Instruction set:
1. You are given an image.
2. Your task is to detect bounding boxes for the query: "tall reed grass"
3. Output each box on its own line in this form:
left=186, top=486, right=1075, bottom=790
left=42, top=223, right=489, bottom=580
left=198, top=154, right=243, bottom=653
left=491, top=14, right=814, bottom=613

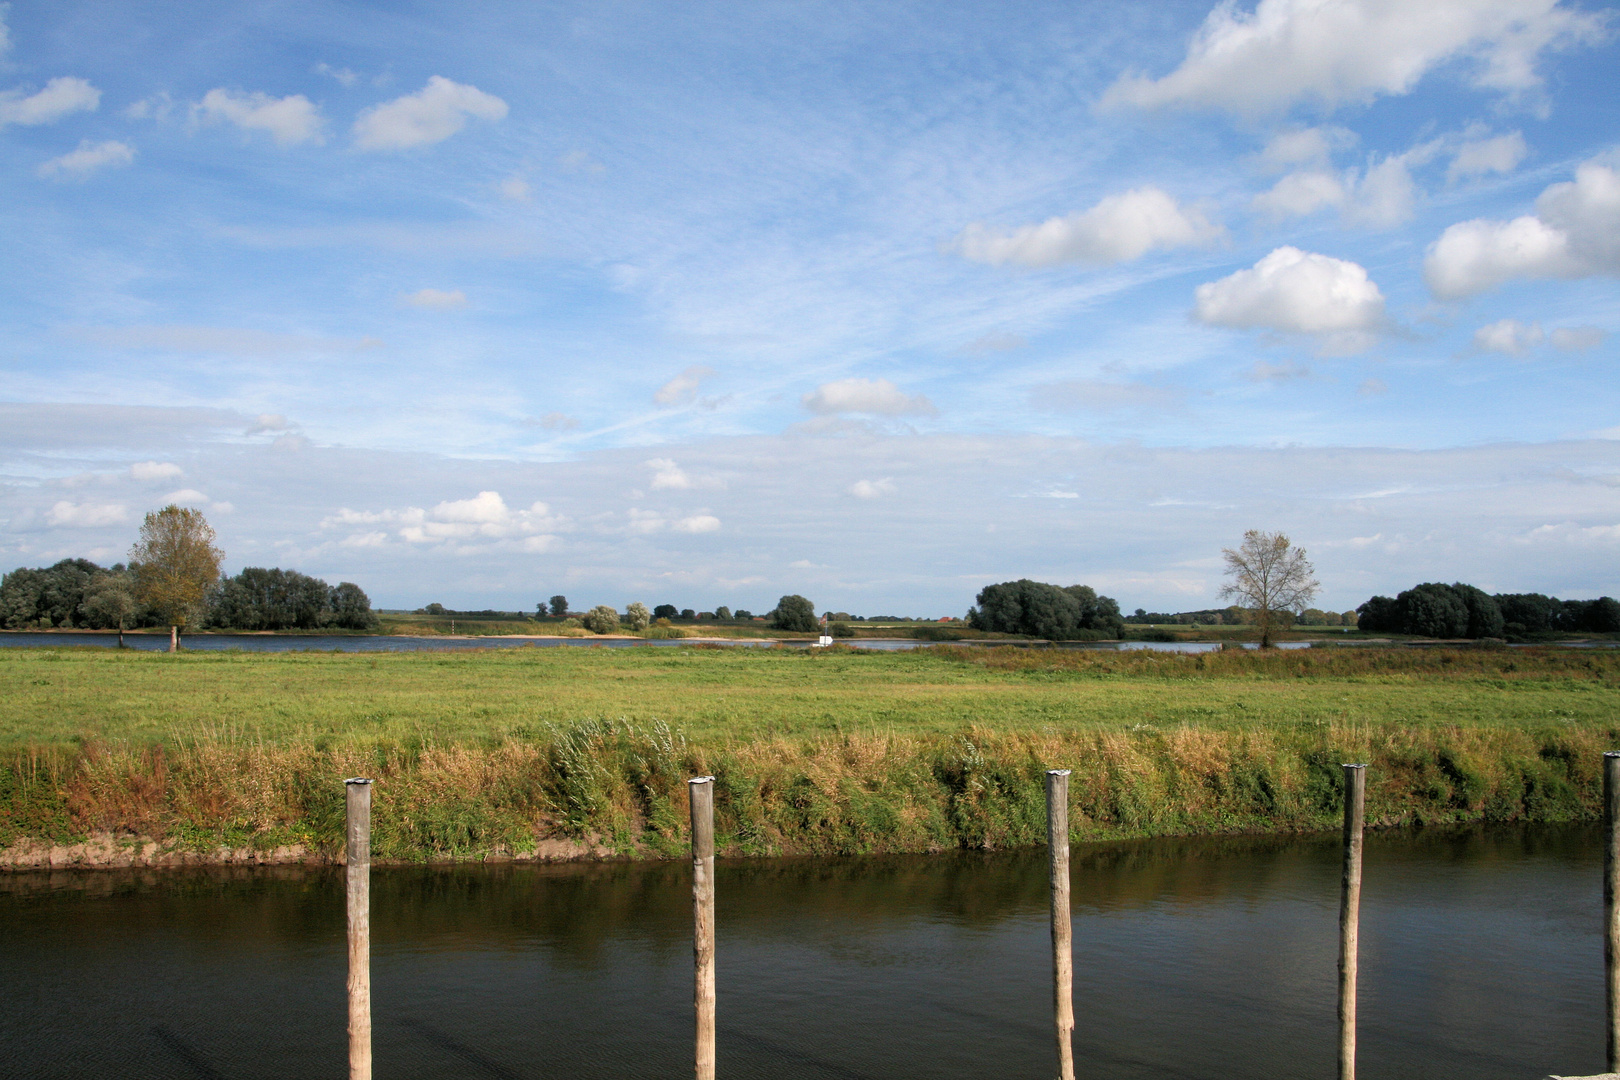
left=4, top=715, right=1612, bottom=863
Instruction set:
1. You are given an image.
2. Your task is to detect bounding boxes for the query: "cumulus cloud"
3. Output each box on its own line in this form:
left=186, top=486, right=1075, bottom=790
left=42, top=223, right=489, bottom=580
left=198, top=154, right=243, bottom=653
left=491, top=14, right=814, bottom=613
left=313, top=63, right=359, bottom=88
left=1252, top=170, right=1348, bottom=218
left=36, top=139, right=134, bottom=180
left=45, top=500, right=128, bottom=527
left=802, top=378, right=937, bottom=416
left=654, top=365, right=717, bottom=407
left=1102, top=0, right=1609, bottom=115
left=1254, top=147, right=1424, bottom=229
left=404, top=287, right=467, bottom=310
left=193, top=89, right=325, bottom=146
left=672, top=514, right=721, bottom=534
left=246, top=414, right=290, bottom=435
left=849, top=478, right=897, bottom=499
left=955, top=187, right=1222, bottom=267
left=0, top=6, right=10, bottom=57
left=130, top=461, right=182, bottom=481
left=0, top=76, right=100, bottom=127
left=324, top=490, right=560, bottom=547
left=1424, top=158, right=1619, bottom=299
left=124, top=92, right=174, bottom=121
left=1473, top=318, right=1544, bottom=354
left=1194, top=247, right=1385, bottom=348
left=1449, top=131, right=1528, bottom=181
left=646, top=458, right=693, bottom=490
left=352, top=76, right=507, bottom=150
left=1258, top=126, right=1357, bottom=170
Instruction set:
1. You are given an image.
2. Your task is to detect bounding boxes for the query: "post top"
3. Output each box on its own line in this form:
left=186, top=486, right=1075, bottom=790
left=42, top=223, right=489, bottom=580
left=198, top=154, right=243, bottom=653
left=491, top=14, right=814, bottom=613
left=1341, top=762, right=1368, bottom=769
left=1047, top=768, right=1072, bottom=776
left=344, top=777, right=374, bottom=785
left=1606, top=752, right=1620, bottom=759
left=688, top=775, right=715, bottom=785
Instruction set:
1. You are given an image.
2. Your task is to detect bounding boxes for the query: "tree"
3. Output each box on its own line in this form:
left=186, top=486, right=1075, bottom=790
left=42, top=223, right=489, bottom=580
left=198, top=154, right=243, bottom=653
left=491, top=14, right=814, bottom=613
left=680, top=608, right=696, bottom=621
left=653, top=604, right=679, bottom=620
left=770, top=594, right=817, bottom=632
left=549, top=595, right=569, bottom=618
left=129, top=505, right=223, bottom=651
left=968, top=580, right=1123, bottom=639
left=624, top=602, right=651, bottom=631
left=535, top=600, right=549, bottom=617
left=1219, top=530, right=1318, bottom=648
left=1451, top=583, right=1504, bottom=639
left=328, top=583, right=378, bottom=630
left=583, top=605, right=620, bottom=634
left=1396, top=583, right=1469, bottom=638
left=734, top=609, right=753, bottom=620
left=714, top=605, right=732, bottom=620
left=80, top=566, right=139, bottom=646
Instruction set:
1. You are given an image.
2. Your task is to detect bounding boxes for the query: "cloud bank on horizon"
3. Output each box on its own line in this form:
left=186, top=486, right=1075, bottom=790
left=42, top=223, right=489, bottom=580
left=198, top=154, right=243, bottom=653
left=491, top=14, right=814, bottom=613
left=1, top=0, right=1617, bottom=614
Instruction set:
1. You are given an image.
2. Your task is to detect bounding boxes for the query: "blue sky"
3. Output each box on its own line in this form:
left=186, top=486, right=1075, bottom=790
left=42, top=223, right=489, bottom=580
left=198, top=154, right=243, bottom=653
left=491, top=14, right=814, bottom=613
left=2, top=0, right=1618, bottom=615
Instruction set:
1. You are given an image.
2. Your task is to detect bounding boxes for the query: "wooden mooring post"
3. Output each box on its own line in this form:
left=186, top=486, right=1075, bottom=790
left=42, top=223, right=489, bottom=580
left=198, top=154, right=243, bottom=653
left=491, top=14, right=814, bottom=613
left=690, top=776, right=717, bottom=1080
left=1047, top=769, right=1075, bottom=1080
left=345, top=777, right=373, bottom=1080
left=1338, top=764, right=1367, bottom=1080
left=1606, top=751, right=1620, bottom=1072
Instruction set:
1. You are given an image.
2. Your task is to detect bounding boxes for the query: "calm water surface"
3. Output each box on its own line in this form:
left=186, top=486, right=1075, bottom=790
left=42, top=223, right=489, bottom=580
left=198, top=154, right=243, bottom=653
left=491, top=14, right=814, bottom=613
left=0, top=826, right=1601, bottom=1079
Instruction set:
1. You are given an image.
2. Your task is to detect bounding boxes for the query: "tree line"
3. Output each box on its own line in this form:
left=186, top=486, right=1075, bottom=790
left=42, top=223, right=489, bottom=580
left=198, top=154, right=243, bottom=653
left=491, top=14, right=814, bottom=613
left=1358, top=584, right=1620, bottom=639
left=1, top=557, right=376, bottom=632
left=967, top=580, right=1126, bottom=639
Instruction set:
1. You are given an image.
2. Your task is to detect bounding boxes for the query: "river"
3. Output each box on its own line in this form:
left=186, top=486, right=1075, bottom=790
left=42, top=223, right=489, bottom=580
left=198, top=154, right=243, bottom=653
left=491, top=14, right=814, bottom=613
left=0, top=825, right=1601, bottom=1078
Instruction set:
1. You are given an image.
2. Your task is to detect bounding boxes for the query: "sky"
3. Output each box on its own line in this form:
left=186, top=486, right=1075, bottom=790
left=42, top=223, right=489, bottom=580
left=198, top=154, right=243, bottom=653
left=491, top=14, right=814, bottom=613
left=2, top=0, right=1618, bottom=616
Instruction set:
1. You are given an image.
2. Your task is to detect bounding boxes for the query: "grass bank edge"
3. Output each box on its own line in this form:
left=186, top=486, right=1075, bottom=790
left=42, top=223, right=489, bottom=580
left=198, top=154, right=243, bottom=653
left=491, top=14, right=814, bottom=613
left=4, top=716, right=1613, bottom=866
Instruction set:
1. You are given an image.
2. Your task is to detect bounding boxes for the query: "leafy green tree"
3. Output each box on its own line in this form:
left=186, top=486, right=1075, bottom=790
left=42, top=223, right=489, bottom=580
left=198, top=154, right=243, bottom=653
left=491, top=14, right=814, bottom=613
left=327, top=582, right=377, bottom=630
left=654, top=604, right=679, bottom=620
left=734, top=609, right=753, bottom=619
left=130, top=505, right=223, bottom=651
left=1220, top=530, right=1319, bottom=648
left=714, top=605, right=732, bottom=620
left=1587, top=597, right=1620, bottom=633
left=968, top=580, right=1123, bottom=639
left=1397, top=583, right=1468, bottom=638
left=770, top=594, right=817, bottom=632
left=535, top=600, right=549, bottom=617
left=680, top=608, right=696, bottom=621
left=1356, top=595, right=1398, bottom=632
left=549, top=595, right=569, bottom=618
left=583, top=605, right=620, bottom=634
left=624, top=602, right=651, bottom=631
left=80, top=566, right=139, bottom=645
left=1450, top=583, right=1504, bottom=638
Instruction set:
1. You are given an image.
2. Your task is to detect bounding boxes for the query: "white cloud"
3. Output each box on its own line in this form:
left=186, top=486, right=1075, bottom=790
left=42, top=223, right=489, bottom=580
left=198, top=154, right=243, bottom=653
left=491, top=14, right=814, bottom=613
left=0, top=76, right=100, bottom=127
left=1551, top=326, right=1607, bottom=351
left=849, top=478, right=897, bottom=499
left=539, top=412, right=578, bottom=432
left=1247, top=359, right=1313, bottom=382
left=246, top=413, right=290, bottom=435
left=129, top=461, right=182, bottom=481
left=45, top=500, right=128, bottom=527
left=325, top=490, right=560, bottom=548
left=36, top=139, right=134, bottom=180
left=313, top=63, right=359, bottom=88
left=1253, top=170, right=1348, bottom=218
left=654, top=365, right=717, bottom=407
left=560, top=149, right=605, bottom=174
left=1425, top=158, right=1620, bottom=299
left=1102, top=0, right=1609, bottom=115
left=802, top=378, right=937, bottom=416
left=646, top=458, right=693, bottom=490
left=124, top=93, right=174, bottom=121
left=672, top=514, right=721, bottom=534
left=1449, top=131, right=1528, bottom=181
left=160, top=488, right=210, bottom=506
left=0, top=5, right=10, bottom=57
left=1473, top=318, right=1544, bottom=354
left=627, top=508, right=666, bottom=534
left=194, top=88, right=325, bottom=146
left=352, top=76, right=507, bottom=150
left=955, top=186, right=1222, bottom=267
left=404, top=287, right=467, bottom=310
left=1194, top=247, right=1385, bottom=347
left=1358, top=378, right=1389, bottom=396
left=1258, top=126, right=1357, bottom=170
left=498, top=176, right=532, bottom=200
left=341, top=531, right=388, bottom=548
left=1255, top=147, right=1424, bottom=228
left=1343, top=155, right=1418, bottom=228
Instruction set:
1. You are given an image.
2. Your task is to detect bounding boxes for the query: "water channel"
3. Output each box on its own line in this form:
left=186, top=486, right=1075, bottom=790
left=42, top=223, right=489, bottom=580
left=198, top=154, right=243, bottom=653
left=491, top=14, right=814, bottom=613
left=0, top=824, right=1602, bottom=1079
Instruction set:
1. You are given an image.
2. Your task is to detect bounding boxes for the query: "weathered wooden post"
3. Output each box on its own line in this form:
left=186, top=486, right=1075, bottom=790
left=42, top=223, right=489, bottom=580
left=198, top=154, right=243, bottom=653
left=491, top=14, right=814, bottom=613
left=345, top=777, right=373, bottom=1080
left=690, top=776, right=716, bottom=1080
left=1605, top=752, right=1620, bottom=1072
left=1339, top=763, right=1367, bottom=1080
left=1047, top=769, right=1075, bottom=1080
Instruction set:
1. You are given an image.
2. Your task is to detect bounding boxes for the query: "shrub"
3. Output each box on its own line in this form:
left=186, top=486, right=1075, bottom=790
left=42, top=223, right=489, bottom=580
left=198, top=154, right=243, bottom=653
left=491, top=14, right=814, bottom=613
left=583, top=606, right=621, bottom=634
left=623, top=602, right=651, bottom=631
left=770, top=595, right=818, bottom=632
left=830, top=622, right=855, bottom=638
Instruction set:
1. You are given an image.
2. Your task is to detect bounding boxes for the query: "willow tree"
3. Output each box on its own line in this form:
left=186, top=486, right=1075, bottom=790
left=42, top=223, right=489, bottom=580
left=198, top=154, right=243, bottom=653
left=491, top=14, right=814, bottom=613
left=1219, top=530, right=1318, bottom=649
left=129, top=505, right=223, bottom=651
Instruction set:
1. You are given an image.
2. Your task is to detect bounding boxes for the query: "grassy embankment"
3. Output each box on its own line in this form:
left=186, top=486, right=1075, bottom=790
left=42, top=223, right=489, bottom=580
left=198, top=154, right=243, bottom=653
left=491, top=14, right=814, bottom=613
left=2, top=644, right=1617, bottom=864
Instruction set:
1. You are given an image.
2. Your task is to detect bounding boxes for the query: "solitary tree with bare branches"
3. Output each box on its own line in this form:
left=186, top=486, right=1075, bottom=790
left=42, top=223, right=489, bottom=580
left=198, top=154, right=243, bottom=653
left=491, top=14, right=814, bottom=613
left=1220, top=530, right=1319, bottom=648
left=130, top=505, right=223, bottom=651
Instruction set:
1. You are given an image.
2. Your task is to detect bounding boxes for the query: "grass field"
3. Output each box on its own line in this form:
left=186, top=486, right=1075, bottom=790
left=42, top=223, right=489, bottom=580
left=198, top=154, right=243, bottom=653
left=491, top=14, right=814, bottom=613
left=2, top=644, right=1617, bottom=862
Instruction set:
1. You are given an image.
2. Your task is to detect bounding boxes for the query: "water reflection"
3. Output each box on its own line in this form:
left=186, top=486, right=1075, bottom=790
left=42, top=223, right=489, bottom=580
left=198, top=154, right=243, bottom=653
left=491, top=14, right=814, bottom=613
left=0, top=826, right=1604, bottom=1079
